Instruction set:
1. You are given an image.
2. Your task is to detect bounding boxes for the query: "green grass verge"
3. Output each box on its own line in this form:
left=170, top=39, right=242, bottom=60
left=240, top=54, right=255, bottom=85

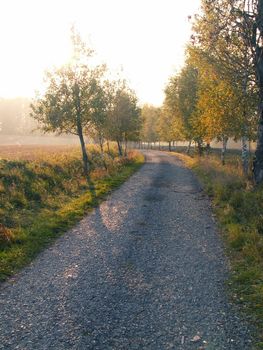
left=0, top=151, right=144, bottom=282
left=170, top=151, right=263, bottom=349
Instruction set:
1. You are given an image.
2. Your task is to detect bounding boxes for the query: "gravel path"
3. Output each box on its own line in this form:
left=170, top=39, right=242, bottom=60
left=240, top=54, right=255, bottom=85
left=0, top=151, right=253, bottom=349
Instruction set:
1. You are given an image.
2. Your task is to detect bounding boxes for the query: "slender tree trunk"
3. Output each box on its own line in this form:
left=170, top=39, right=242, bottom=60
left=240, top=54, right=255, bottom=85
left=98, top=136, right=107, bottom=170
left=241, top=74, right=249, bottom=178
left=253, top=4, right=263, bottom=183
left=221, top=137, right=228, bottom=166
left=197, top=140, right=202, bottom=156
left=168, top=141, right=171, bottom=152
left=254, top=108, right=263, bottom=183
left=186, top=140, right=192, bottom=154
left=124, top=139, right=128, bottom=156
left=107, top=140, right=110, bottom=154
left=241, top=135, right=249, bottom=177
left=159, top=141, right=161, bottom=150
left=117, top=140, right=123, bottom=156
left=99, top=136, right=104, bottom=154
left=74, top=83, right=89, bottom=177
left=77, top=121, right=89, bottom=176
left=206, top=142, right=211, bottom=156
left=74, top=83, right=90, bottom=178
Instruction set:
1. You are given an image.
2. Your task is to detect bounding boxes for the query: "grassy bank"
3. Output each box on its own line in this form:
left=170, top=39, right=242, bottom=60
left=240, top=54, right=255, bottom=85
left=0, top=146, right=144, bottom=281
left=171, top=151, right=263, bottom=348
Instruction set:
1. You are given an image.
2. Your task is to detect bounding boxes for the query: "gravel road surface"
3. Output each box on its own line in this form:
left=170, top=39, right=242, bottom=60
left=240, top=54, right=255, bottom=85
left=0, top=151, right=253, bottom=349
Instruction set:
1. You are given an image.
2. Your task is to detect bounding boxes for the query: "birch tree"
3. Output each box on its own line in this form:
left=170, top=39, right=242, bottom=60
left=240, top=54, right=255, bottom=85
left=141, top=105, right=160, bottom=147
left=106, top=82, right=141, bottom=156
left=191, top=0, right=257, bottom=176
left=189, top=47, right=257, bottom=164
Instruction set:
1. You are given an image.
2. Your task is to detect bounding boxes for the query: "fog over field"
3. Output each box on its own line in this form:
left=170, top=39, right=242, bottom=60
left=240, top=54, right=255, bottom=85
left=0, top=97, right=34, bottom=135
left=0, top=134, right=80, bottom=146
left=0, top=97, right=79, bottom=145
left=0, top=97, right=256, bottom=150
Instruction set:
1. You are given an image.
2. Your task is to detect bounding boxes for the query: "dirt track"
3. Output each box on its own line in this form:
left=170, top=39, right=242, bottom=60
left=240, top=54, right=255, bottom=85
left=0, top=151, right=252, bottom=349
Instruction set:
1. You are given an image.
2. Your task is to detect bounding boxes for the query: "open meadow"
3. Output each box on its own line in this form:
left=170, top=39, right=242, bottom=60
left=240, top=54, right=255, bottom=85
left=0, top=144, right=80, bottom=160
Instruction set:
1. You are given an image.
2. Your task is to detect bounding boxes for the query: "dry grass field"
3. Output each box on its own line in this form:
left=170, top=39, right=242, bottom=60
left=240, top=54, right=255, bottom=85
left=0, top=144, right=80, bottom=161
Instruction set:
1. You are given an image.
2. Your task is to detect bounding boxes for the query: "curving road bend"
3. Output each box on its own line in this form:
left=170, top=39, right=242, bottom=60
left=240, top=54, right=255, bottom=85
left=0, top=151, right=253, bottom=349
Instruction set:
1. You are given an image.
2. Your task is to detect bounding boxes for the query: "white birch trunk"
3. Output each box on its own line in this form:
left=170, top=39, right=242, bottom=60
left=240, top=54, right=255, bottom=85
left=241, top=135, right=249, bottom=177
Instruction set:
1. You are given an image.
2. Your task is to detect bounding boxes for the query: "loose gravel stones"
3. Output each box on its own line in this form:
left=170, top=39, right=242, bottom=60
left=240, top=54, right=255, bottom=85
left=0, top=151, right=253, bottom=349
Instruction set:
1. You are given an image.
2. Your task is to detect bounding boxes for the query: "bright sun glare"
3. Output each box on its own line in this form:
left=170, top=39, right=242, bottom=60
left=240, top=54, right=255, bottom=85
left=0, top=0, right=200, bottom=105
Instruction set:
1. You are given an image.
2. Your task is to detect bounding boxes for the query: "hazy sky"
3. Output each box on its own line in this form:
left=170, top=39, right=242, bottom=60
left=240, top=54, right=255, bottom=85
left=0, top=0, right=201, bottom=106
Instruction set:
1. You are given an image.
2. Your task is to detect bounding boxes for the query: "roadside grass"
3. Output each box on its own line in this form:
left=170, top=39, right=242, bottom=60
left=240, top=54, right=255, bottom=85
left=0, top=146, right=144, bottom=281
left=171, top=150, right=263, bottom=349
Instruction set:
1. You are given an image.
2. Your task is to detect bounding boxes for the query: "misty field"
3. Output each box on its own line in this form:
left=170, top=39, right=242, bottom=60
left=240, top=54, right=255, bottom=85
left=0, top=144, right=144, bottom=280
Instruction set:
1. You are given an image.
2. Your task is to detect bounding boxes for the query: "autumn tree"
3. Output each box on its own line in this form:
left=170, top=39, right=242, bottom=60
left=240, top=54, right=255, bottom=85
left=168, top=62, right=207, bottom=154
left=140, top=104, right=160, bottom=147
left=161, top=63, right=204, bottom=154
left=163, top=77, right=184, bottom=140
left=177, top=63, right=201, bottom=151
left=156, top=110, right=175, bottom=151
left=191, top=0, right=260, bottom=177
left=189, top=46, right=257, bottom=164
left=106, top=82, right=141, bottom=156
left=88, top=80, right=113, bottom=154
left=31, top=29, right=106, bottom=177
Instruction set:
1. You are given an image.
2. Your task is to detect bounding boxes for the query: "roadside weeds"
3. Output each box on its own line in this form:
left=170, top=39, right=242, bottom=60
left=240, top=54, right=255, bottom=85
left=0, top=149, right=144, bottom=282
left=170, top=151, right=263, bottom=349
